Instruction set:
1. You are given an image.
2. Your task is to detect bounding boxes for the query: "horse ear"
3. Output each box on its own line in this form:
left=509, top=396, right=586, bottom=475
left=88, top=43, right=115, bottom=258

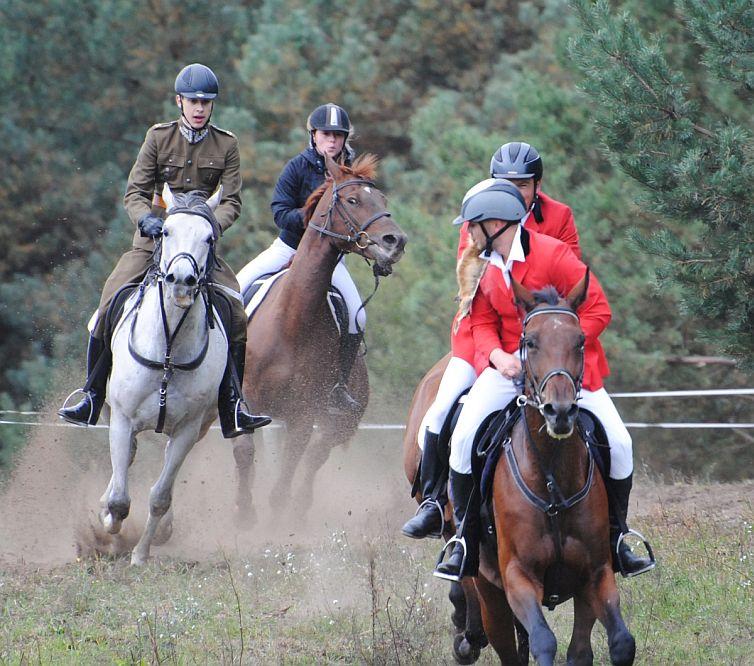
left=566, top=267, right=590, bottom=311
left=323, top=152, right=343, bottom=181
left=162, top=183, right=176, bottom=211
left=511, top=275, right=536, bottom=312
left=206, top=185, right=223, bottom=211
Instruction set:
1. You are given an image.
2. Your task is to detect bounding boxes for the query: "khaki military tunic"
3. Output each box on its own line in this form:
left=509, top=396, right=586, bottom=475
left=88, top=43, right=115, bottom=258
left=96, top=120, right=247, bottom=342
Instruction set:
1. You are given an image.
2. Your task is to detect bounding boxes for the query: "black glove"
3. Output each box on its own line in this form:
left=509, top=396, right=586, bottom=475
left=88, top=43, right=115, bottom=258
left=138, top=213, right=164, bottom=238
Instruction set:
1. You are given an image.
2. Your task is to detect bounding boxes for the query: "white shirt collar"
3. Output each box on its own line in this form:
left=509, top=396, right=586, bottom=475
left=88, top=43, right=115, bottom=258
left=479, top=224, right=525, bottom=287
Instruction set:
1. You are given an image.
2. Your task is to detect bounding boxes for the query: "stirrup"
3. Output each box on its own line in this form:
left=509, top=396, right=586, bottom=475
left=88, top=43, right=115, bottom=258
left=616, top=528, right=656, bottom=578
left=433, top=535, right=467, bottom=582
left=58, top=388, right=95, bottom=427
left=411, top=498, right=445, bottom=539
left=326, top=382, right=361, bottom=415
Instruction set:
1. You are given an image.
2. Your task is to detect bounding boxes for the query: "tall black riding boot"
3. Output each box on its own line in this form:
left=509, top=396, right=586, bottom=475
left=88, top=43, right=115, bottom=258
left=218, top=342, right=272, bottom=438
left=58, top=335, right=110, bottom=426
left=607, top=474, right=655, bottom=576
left=434, top=471, right=480, bottom=581
left=401, top=431, right=448, bottom=539
left=327, top=332, right=364, bottom=414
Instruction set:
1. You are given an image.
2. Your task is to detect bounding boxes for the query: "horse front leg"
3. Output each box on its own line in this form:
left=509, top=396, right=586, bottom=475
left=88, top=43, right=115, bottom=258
left=474, top=574, right=520, bottom=664
left=504, top=562, right=557, bottom=666
left=131, top=423, right=200, bottom=566
left=269, top=420, right=313, bottom=514
left=101, top=411, right=136, bottom=535
left=232, top=433, right=257, bottom=528
left=587, top=565, right=635, bottom=665
left=566, top=592, right=596, bottom=665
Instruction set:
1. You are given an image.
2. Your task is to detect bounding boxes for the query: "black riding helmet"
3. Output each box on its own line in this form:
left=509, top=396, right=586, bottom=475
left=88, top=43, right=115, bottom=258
left=175, top=63, right=219, bottom=99
left=489, top=142, right=543, bottom=181
left=455, top=179, right=528, bottom=256
left=307, top=103, right=351, bottom=134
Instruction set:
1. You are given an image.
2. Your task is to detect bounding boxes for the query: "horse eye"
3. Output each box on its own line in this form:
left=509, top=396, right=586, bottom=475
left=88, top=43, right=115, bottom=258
left=526, top=338, right=537, bottom=350
left=347, top=196, right=358, bottom=205
left=163, top=230, right=169, bottom=237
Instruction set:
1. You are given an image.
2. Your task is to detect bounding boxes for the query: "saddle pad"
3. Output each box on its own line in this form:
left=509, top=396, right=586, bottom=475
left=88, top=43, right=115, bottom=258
left=244, top=270, right=349, bottom=336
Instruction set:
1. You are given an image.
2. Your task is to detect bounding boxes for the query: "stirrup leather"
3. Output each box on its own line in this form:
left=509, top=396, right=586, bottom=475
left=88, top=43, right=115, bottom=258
left=616, top=528, right=656, bottom=578
left=58, top=388, right=96, bottom=426
left=433, top=535, right=468, bottom=582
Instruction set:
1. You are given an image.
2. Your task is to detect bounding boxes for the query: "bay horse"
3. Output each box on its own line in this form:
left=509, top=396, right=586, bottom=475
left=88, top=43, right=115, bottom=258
left=101, top=184, right=227, bottom=565
left=472, top=275, right=635, bottom=665
left=241, top=153, right=407, bottom=516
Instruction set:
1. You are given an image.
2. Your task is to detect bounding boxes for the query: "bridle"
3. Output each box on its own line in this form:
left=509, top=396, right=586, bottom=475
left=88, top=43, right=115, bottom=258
left=127, top=207, right=219, bottom=433
left=308, top=178, right=392, bottom=251
left=516, top=306, right=585, bottom=415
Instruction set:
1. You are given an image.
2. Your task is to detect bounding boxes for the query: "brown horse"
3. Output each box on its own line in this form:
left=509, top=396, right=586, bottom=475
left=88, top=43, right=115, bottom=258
left=472, top=275, right=635, bottom=665
left=403, top=353, right=491, bottom=663
left=239, top=153, right=407, bottom=518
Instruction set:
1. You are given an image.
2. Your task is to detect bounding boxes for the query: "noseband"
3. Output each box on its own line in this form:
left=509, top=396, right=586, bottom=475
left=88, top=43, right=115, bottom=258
left=309, top=178, right=392, bottom=250
left=517, top=307, right=585, bottom=414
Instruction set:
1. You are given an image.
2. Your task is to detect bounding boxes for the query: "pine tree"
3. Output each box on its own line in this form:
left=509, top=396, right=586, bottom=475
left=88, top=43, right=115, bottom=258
left=569, top=0, right=754, bottom=368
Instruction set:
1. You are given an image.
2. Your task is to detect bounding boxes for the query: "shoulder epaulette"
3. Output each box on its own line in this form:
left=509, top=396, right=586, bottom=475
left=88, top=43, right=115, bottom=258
left=210, top=124, right=236, bottom=138
left=150, top=120, right=178, bottom=130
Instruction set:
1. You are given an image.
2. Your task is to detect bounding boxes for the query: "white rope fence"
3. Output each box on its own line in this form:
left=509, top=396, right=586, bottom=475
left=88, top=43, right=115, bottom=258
left=1, top=388, right=752, bottom=430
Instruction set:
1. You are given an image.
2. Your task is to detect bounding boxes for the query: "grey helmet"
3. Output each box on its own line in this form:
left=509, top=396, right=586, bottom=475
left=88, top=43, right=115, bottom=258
left=489, top=142, right=543, bottom=181
left=454, top=179, right=528, bottom=225
left=307, top=103, right=351, bottom=134
left=175, top=63, right=219, bottom=99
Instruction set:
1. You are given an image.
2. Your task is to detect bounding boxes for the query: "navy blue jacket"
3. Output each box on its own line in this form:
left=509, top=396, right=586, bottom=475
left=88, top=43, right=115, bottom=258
left=271, top=146, right=353, bottom=249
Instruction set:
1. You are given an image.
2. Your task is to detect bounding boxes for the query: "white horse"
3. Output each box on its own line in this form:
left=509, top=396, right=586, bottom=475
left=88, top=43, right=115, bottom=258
left=100, top=184, right=227, bottom=565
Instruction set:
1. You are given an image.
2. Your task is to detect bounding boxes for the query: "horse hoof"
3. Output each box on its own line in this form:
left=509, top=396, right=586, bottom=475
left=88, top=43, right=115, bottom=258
left=453, top=633, right=481, bottom=664
left=103, top=513, right=122, bottom=535
left=130, top=551, right=148, bottom=566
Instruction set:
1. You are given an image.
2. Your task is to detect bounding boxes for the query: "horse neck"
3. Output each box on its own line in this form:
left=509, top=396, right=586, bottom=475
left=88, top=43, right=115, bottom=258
left=523, top=407, right=589, bottom=497
left=282, top=225, right=343, bottom=320
left=131, top=283, right=207, bottom=358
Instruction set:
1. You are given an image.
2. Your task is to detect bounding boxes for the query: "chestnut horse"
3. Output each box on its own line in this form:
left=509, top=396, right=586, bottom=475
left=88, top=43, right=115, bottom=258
left=472, top=276, right=635, bottom=665
left=403, top=276, right=636, bottom=665
left=241, top=153, right=407, bottom=518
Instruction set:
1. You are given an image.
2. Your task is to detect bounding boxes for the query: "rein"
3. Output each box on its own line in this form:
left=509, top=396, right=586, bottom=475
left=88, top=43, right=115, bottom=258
left=127, top=223, right=214, bottom=433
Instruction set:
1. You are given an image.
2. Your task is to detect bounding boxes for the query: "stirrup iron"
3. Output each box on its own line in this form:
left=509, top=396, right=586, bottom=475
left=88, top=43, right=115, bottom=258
left=616, top=528, right=656, bottom=578
left=58, top=388, right=95, bottom=427
left=433, top=535, right=467, bottom=582
left=412, top=498, right=445, bottom=539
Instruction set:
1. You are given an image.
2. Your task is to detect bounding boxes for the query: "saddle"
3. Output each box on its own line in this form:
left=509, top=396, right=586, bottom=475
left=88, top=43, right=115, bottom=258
left=242, top=270, right=349, bottom=337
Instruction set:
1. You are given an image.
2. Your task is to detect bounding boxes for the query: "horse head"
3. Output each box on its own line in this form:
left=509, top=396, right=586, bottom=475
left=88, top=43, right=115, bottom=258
left=160, top=184, right=220, bottom=308
left=303, top=153, right=407, bottom=275
left=512, top=270, right=590, bottom=439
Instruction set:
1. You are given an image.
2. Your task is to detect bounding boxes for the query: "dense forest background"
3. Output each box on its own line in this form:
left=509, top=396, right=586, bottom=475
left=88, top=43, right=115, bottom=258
left=0, top=0, right=751, bottom=478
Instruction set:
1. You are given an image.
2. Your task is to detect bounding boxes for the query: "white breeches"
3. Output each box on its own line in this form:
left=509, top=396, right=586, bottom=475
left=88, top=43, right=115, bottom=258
left=237, top=238, right=366, bottom=333
left=418, top=357, right=478, bottom=450
left=449, top=366, right=633, bottom=479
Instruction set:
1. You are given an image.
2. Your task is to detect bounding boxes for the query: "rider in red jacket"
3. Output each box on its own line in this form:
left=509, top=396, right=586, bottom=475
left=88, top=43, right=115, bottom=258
left=432, top=179, right=652, bottom=581
left=403, top=142, right=583, bottom=541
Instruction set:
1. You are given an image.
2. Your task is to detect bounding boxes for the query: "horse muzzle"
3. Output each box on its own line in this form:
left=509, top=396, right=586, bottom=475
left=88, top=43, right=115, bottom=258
left=367, top=230, right=407, bottom=275
left=541, top=401, right=579, bottom=439
left=165, top=277, right=199, bottom=309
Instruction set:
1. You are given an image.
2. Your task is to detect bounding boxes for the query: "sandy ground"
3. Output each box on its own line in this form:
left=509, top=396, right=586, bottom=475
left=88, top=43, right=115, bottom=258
left=0, top=409, right=752, bottom=569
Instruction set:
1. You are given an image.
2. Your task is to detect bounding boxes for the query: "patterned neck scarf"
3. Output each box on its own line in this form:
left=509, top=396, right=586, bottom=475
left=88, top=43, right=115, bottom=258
left=180, top=121, right=209, bottom=144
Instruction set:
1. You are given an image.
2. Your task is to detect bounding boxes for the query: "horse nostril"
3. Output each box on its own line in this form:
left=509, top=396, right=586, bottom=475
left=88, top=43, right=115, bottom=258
left=185, top=275, right=197, bottom=287
left=165, top=274, right=175, bottom=284
left=382, top=234, right=398, bottom=248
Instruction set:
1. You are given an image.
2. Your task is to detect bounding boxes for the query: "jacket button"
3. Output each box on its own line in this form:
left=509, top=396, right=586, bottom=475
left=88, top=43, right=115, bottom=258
left=187, top=159, right=192, bottom=165
left=186, top=178, right=191, bottom=183
left=209, top=161, right=214, bottom=165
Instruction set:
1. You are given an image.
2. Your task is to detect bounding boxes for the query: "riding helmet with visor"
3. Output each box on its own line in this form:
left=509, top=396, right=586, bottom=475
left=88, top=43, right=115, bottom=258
left=175, top=63, right=219, bottom=99
left=454, top=179, right=528, bottom=225
left=307, top=103, right=351, bottom=134
left=489, top=142, right=543, bottom=182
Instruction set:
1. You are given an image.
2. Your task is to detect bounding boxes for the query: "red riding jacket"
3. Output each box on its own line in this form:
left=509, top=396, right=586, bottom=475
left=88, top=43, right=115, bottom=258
left=452, top=191, right=582, bottom=364
left=469, top=229, right=611, bottom=391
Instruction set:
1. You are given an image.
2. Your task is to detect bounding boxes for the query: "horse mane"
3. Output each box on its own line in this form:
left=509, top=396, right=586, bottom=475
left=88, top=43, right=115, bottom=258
left=531, top=286, right=564, bottom=307
left=168, top=190, right=221, bottom=239
left=302, top=154, right=379, bottom=225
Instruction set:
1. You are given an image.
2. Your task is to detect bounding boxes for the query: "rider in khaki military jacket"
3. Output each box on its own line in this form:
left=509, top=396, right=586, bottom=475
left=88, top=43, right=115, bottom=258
left=59, top=63, right=270, bottom=437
